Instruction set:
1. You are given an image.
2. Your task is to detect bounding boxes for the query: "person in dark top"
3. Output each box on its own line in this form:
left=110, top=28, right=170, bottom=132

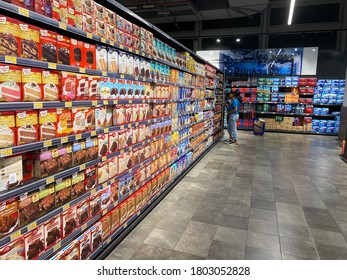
left=225, top=90, right=241, bottom=146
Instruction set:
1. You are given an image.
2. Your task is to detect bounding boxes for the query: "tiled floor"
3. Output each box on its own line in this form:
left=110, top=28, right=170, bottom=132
left=106, top=131, right=347, bottom=260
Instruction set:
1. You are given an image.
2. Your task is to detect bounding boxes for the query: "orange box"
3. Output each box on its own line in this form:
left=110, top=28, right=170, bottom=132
left=16, top=110, right=39, bottom=145
left=0, top=64, right=22, bottom=102
left=42, top=70, right=60, bottom=101
left=40, top=29, right=57, bottom=63
left=38, top=109, right=57, bottom=140
left=19, top=24, right=41, bottom=60
left=56, top=108, right=72, bottom=136
left=22, top=68, right=42, bottom=101
left=0, top=15, right=21, bottom=57
left=57, top=35, right=70, bottom=65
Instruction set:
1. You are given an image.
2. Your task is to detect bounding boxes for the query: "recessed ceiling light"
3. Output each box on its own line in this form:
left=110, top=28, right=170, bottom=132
left=216, top=39, right=221, bottom=43
left=236, top=38, right=241, bottom=42
left=312, top=48, right=316, bottom=51
left=295, top=48, right=298, bottom=51
left=209, top=52, right=213, bottom=55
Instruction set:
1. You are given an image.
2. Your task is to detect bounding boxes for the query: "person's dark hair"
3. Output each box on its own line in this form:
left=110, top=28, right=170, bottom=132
left=233, top=90, right=243, bottom=103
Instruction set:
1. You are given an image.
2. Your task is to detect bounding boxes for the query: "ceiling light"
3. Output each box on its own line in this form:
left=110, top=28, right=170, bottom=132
left=142, top=4, right=155, bottom=8
left=295, top=48, right=298, bottom=51
left=312, top=48, right=316, bottom=51
left=288, top=0, right=296, bottom=25
left=216, top=39, right=221, bottom=43
left=209, top=52, right=213, bottom=55
left=236, top=38, right=241, bottom=42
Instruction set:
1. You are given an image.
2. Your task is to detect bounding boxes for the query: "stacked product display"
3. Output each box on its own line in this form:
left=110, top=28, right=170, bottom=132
left=228, top=76, right=343, bottom=135
left=0, top=0, right=223, bottom=260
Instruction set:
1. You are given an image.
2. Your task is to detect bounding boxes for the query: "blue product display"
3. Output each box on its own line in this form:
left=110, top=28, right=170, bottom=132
left=312, top=125, right=320, bottom=132
left=314, top=108, right=321, bottom=114
left=326, top=127, right=335, bottom=133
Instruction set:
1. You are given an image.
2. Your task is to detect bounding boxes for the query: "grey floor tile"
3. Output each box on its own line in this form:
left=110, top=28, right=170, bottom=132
left=216, top=214, right=248, bottom=230
left=244, top=246, right=281, bottom=260
left=278, top=222, right=312, bottom=241
left=248, top=219, right=278, bottom=236
left=208, top=240, right=245, bottom=260
left=168, top=250, right=205, bottom=260
left=315, top=243, right=347, bottom=260
left=222, top=204, right=249, bottom=218
left=144, top=228, right=182, bottom=250
left=184, top=221, right=218, bottom=239
left=214, top=226, right=247, bottom=245
left=251, top=199, right=276, bottom=211
left=175, top=233, right=213, bottom=258
left=131, top=244, right=173, bottom=260
left=124, top=226, right=155, bottom=244
left=310, top=228, right=347, bottom=248
left=303, top=207, right=341, bottom=232
left=249, top=208, right=277, bottom=223
left=246, top=231, right=281, bottom=252
left=280, top=237, right=319, bottom=259
left=106, top=240, right=141, bottom=260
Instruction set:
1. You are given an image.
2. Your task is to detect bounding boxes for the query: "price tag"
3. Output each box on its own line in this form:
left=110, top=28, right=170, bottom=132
left=46, top=177, right=54, bottom=184
left=120, top=74, right=124, bottom=79
left=119, top=45, right=124, bottom=49
left=65, top=101, right=72, bottom=107
left=53, top=243, right=61, bottom=251
left=135, top=77, right=138, bottom=81
left=102, top=209, right=107, bottom=215
left=107, top=237, right=112, bottom=244
left=110, top=41, right=114, bottom=46
left=101, top=38, right=106, bottom=43
left=123, top=222, right=127, bottom=228
left=91, top=131, right=96, bottom=136
left=141, top=52, right=145, bottom=56
left=104, top=128, right=109, bottom=133
left=10, top=231, right=21, bottom=241
left=63, top=204, right=70, bottom=211
left=27, top=221, right=37, bottom=231
left=76, top=134, right=82, bottom=140
left=92, top=100, right=98, bottom=106
left=0, top=148, right=12, bottom=158
left=129, top=100, right=132, bottom=104
left=104, top=100, right=109, bottom=105
left=5, top=56, right=17, bottom=64
left=143, top=78, right=146, bottom=81
left=59, top=22, right=67, bottom=30
left=81, top=223, right=87, bottom=231
left=102, top=71, right=107, bottom=76
left=33, top=102, right=43, bottom=109
left=61, top=137, right=68, bottom=143
left=79, top=67, right=86, bottom=73
left=128, top=48, right=133, bottom=52
left=48, top=63, right=56, bottom=69
left=153, top=100, right=157, bottom=103
left=18, top=7, right=30, bottom=17
left=114, top=100, right=118, bottom=104
left=44, top=140, right=52, bottom=147
left=135, top=50, right=139, bottom=54
left=102, top=156, right=107, bottom=162
left=90, top=189, right=96, bottom=195
left=120, top=125, right=124, bottom=130
left=79, top=164, right=86, bottom=171
left=87, top=33, right=93, bottom=39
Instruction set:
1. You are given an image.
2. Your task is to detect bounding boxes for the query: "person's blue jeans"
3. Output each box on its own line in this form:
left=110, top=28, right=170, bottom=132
left=227, top=113, right=239, bottom=141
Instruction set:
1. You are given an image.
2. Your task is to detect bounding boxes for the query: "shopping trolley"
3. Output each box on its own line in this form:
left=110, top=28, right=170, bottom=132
left=253, top=117, right=266, bottom=136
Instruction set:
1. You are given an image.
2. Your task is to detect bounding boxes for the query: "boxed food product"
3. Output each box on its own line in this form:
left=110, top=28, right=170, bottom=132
left=0, top=65, right=22, bottom=102
left=68, top=0, right=82, bottom=13
left=106, top=24, right=115, bottom=42
left=60, top=72, right=76, bottom=101
left=0, top=237, right=25, bottom=260
left=110, top=181, right=118, bottom=203
left=78, top=230, right=91, bottom=260
left=21, top=68, right=42, bottom=102
left=113, top=104, right=125, bottom=125
left=64, top=240, right=79, bottom=260
left=132, top=104, right=139, bottom=122
left=71, top=107, right=86, bottom=133
left=85, top=165, right=97, bottom=191
left=96, top=45, right=108, bottom=71
left=132, top=148, right=140, bottom=167
left=82, top=0, right=93, bottom=15
left=40, top=29, right=57, bottom=63
left=125, top=80, right=133, bottom=99
left=55, top=177, right=71, bottom=207
left=52, top=0, right=68, bottom=24
left=97, top=161, right=109, bottom=184
left=118, top=51, right=127, bottom=74
left=0, top=198, right=19, bottom=238
left=135, top=190, right=143, bottom=211
left=100, top=214, right=111, bottom=241
left=100, top=185, right=111, bottom=210
left=35, top=0, right=53, bottom=17
left=56, top=108, right=72, bottom=136
left=1, top=152, right=22, bottom=191
left=57, top=143, right=72, bottom=171
left=119, top=201, right=127, bottom=224
left=75, top=74, right=88, bottom=100
left=68, top=7, right=83, bottom=29
left=127, top=195, right=135, bottom=217
left=83, top=43, right=96, bottom=69
left=38, top=183, right=55, bottom=217
left=118, top=128, right=126, bottom=150
left=72, top=141, right=86, bottom=166
left=90, top=221, right=102, bottom=251
left=57, top=35, right=70, bottom=65
left=126, top=53, right=134, bottom=76
left=118, top=175, right=127, bottom=198
left=100, top=77, right=111, bottom=100
left=0, top=16, right=21, bottom=57
left=42, top=70, right=59, bottom=101
left=43, top=215, right=61, bottom=248
left=71, top=171, right=85, bottom=199
left=85, top=137, right=98, bottom=161
left=34, top=148, right=58, bottom=178
left=109, top=131, right=118, bottom=153
left=116, top=29, right=125, bottom=45
left=108, top=156, right=118, bottom=179
left=16, top=110, right=38, bottom=145
left=95, top=19, right=106, bottom=38
left=95, top=106, right=109, bottom=128
left=76, top=197, right=90, bottom=226
left=133, top=36, right=140, bottom=51
left=125, top=104, right=133, bottom=123
left=85, top=107, right=96, bottom=130
left=107, top=48, right=118, bottom=73
left=24, top=225, right=44, bottom=260
left=125, top=127, right=133, bottom=147
left=105, top=8, right=115, bottom=26
left=88, top=76, right=100, bottom=99
left=89, top=191, right=101, bottom=217
left=62, top=205, right=77, bottom=238
left=19, top=24, right=41, bottom=60
left=82, top=13, right=94, bottom=33
left=98, top=133, right=109, bottom=156
left=110, top=206, right=119, bottom=233
left=70, top=39, right=83, bottom=67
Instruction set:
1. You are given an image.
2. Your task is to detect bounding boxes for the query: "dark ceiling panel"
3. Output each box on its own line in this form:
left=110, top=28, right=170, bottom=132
left=156, top=21, right=195, bottom=32
left=202, top=36, right=259, bottom=50
left=203, top=13, right=261, bottom=29
left=193, top=0, right=230, bottom=11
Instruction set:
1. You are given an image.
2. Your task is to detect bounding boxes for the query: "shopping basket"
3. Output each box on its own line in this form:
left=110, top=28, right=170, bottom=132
left=253, top=117, right=266, bottom=136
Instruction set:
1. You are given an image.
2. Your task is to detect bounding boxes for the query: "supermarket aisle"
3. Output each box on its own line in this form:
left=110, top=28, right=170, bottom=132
left=106, top=131, right=347, bottom=260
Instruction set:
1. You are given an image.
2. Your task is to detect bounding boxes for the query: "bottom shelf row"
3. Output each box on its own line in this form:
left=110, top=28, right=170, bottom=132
left=0, top=131, right=221, bottom=260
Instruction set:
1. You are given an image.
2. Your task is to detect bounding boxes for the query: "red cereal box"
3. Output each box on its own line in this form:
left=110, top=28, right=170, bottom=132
left=70, top=39, right=84, bottom=67
left=19, top=23, right=41, bottom=60
left=40, top=29, right=57, bottom=63
left=57, top=35, right=70, bottom=65
left=60, top=71, right=76, bottom=101
left=0, top=15, right=21, bottom=57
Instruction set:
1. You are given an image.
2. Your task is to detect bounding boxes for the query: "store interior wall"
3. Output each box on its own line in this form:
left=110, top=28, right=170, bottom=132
left=338, top=58, right=347, bottom=141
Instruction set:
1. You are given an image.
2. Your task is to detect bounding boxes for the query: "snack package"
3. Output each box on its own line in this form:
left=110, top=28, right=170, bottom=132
left=24, top=225, right=44, bottom=260
left=40, top=29, right=57, bottom=63
left=42, top=70, right=59, bottom=101
left=54, top=177, right=72, bottom=207
left=34, top=148, right=58, bottom=178
left=82, top=0, right=93, bottom=15
left=43, top=215, right=61, bottom=248
left=19, top=24, right=41, bottom=60
left=58, top=144, right=72, bottom=171
left=16, top=110, right=39, bottom=145
left=62, top=205, right=77, bottom=238
left=90, top=221, right=102, bottom=251
left=38, top=183, right=55, bottom=217
left=108, top=131, right=118, bottom=153
left=71, top=171, right=85, bottom=199
left=127, top=195, right=135, bottom=217
left=85, top=137, right=98, bottom=161
left=18, top=190, right=39, bottom=227
left=76, top=197, right=90, bottom=226
left=72, top=140, right=87, bottom=168
left=60, top=72, right=76, bottom=101
left=84, top=165, right=97, bottom=191
left=78, top=230, right=91, bottom=260
left=126, top=54, right=134, bottom=76
left=109, top=78, right=118, bottom=99
left=0, top=198, right=19, bottom=238
left=21, top=68, right=42, bottom=101
left=82, top=12, right=94, bottom=33
left=119, top=201, right=128, bottom=224
left=0, top=237, right=25, bottom=260
left=0, top=111, right=16, bottom=148
left=0, top=16, right=21, bottom=57
left=100, top=77, right=111, bottom=100
left=0, top=64, right=22, bottom=102
left=106, top=24, right=115, bottom=42
left=118, top=128, right=126, bottom=150
left=56, top=108, right=72, bottom=136
left=94, top=19, right=106, bottom=38
left=118, top=51, right=127, bottom=74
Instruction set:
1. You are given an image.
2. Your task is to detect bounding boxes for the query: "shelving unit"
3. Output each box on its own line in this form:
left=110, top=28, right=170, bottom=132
left=0, top=0, right=224, bottom=261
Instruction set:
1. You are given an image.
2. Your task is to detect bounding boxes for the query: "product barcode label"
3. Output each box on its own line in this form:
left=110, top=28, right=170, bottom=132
left=10, top=231, right=21, bottom=241
left=61, top=137, right=68, bottom=143
left=79, top=164, right=86, bottom=171
left=59, top=22, right=67, bottom=30
left=87, top=33, right=93, bottom=39
left=91, top=131, right=96, bottom=136
left=18, top=7, right=29, bottom=17
left=53, top=243, right=61, bottom=251
left=79, top=67, right=86, bottom=73
left=5, top=56, right=16, bottom=64
left=101, top=38, right=106, bottom=43
left=33, top=102, right=43, bottom=109
left=76, top=134, right=82, bottom=140
left=0, top=148, right=12, bottom=157
left=48, top=63, right=56, bottom=69
left=46, top=177, right=54, bottom=184
left=27, top=221, right=37, bottom=231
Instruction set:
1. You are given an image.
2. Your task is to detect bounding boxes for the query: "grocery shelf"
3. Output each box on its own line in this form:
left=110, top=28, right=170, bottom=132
left=239, top=111, right=337, bottom=117
left=243, top=101, right=342, bottom=106
left=172, top=116, right=214, bottom=133
left=238, top=126, right=338, bottom=136
left=93, top=136, right=221, bottom=260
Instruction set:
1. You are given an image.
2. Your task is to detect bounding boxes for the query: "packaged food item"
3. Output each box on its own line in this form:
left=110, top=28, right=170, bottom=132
left=85, top=137, right=98, bottom=161
left=95, top=106, right=112, bottom=128
left=113, top=104, right=125, bottom=125
left=89, top=191, right=101, bottom=217
left=18, top=190, right=39, bottom=227
left=78, top=230, right=91, bottom=260
left=82, top=0, right=93, bottom=15
left=34, top=148, right=58, bottom=178
left=0, top=65, right=22, bottom=102
left=21, top=68, right=42, bottom=101
left=75, top=74, right=88, bottom=100
left=100, top=185, right=111, bottom=210
left=125, top=127, right=133, bottom=147
left=132, top=104, right=139, bottom=122
left=83, top=43, right=96, bottom=69
left=56, top=108, right=72, bottom=136
left=34, top=0, right=53, bottom=17
left=90, top=221, right=102, bottom=251
left=118, top=154, right=128, bottom=176
left=135, top=190, right=143, bottom=211
left=72, top=141, right=86, bottom=167
left=98, top=133, right=108, bottom=156
left=82, top=13, right=94, bottom=33
left=95, top=19, right=106, bottom=38
left=118, top=51, right=127, bottom=74
left=60, top=72, right=76, bottom=101
left=52, top=0, right=68, bottom=24
left=110, top=181, right=118, bottom=203
left=71, top=107, right=86, bottom=133
left=117, top=129, right=126, bottom=151
left=106, top=24, right=115, bottom=42
left=96, top=45, right=108, bottom=71
left=15, top=110, right=39, bottom=145
left=97, top=161, right=109, bottom=184
left=85, top=165, right=97, bottom=191
left=40, top=29, right=57, bottom=63
left=125, top=104, right=133, bottom=123
left=55, top=177, right=71, bottom=207
left=62, top=205, right=77, bottom=238
left=84, top=107, right=95, bottom=130
left=43, top=215, right=61, bottom=248
left=125, top=80, right=133, bottom=99
left=19, top=24, right=41, bottom=60
left=127, top=195, right=135, bottom=217
left=56, top=35, right=70, bottom=65
left=64, top=240, right=79, bottom=260
left=76, top=197, right=90, bottom=226
left=100, top=77, right=111, bottom=100
left=101, top=214, right=111, bottom=241
left=57, top=144, right=72, bottom=171
left=38, top=183, right=55, bottom=217
left=0, top=16, right=21, bottom=57
left=42, top=70, right=59, bottom=101
left=119, top=201, right=128, bottom=224
left=24, top=225, right=44, bottom=260
left=108, top=131, right=118, bottom=153
left=68, top=7, right=82, bottom=29
left=116, top=29, right=125, bottom=45
left=0, top=198, right=19, bottom=238
left=108, top=156, right=118, bottom=179
left=0, top=237, right=25, bottom=260
left=107, top=48, right=118, bottom=73
left=105, top=8, right=115, bottom=26
left=88, top=76, right=100, bottom=99
left=70, top=39, right=83, bottom=67
left=126, top=54, right=134, bottom=76
left=0, top=112, right=16, bottom=148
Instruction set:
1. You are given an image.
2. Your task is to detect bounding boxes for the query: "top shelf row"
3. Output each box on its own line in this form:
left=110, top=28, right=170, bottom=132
left=0, top=1, right=219, bottom=78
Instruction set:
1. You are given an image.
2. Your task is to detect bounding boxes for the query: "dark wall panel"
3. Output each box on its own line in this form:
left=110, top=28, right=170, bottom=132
left=316, top=52, right=347, bottom=79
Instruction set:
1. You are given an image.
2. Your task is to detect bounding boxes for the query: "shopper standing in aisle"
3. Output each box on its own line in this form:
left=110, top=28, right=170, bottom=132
left=226, top=90, right=241, bottom=146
